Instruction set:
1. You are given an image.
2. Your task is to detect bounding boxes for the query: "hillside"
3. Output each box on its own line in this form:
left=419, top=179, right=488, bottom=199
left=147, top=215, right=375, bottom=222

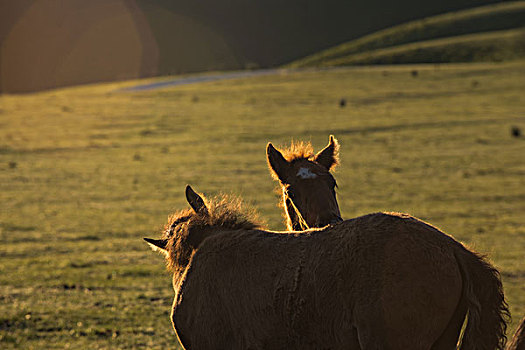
left=288, top=1, right=525, bottom=67
left=319, top=28, right=525, bottom=66
left=0, top=0, right=504, bottom=93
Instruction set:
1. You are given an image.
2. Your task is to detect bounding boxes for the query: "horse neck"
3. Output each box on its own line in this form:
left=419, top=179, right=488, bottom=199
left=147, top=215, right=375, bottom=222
left=284, top=196, right=308, bottom=231
left=168, top=230, right=206, bottom=286
left=171, top=225, right=250, bottom=288
left=171, top=264, right=188, bottom=291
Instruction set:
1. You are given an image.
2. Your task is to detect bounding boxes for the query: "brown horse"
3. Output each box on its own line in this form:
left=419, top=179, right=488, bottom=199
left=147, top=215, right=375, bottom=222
left=268, top=136, right=516, bottom=347
left=145, top=186, right=509, bottom=350
left=267, top=135, right=342, bottom=230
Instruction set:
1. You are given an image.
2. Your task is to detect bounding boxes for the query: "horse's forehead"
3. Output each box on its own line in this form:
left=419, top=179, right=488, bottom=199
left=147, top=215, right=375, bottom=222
left=292, top=161, right=327, bottom=180
left=296, top=167, right=318, bottom=179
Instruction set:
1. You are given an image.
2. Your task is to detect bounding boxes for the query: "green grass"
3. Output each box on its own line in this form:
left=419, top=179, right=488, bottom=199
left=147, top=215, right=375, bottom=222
left=288, top=1, right=525, bottom=68
left=1, top=60, right=525, bottom=348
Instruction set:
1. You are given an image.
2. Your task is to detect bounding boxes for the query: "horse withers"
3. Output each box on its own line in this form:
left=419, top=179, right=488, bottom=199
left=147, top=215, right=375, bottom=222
left=145, top=186, right=509, bottom=350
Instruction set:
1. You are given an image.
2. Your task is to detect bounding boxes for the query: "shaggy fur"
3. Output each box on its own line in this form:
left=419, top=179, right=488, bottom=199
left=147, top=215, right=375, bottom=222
left=159, top=195, right=262, bottom=273
left=281, top=141, right=314, bottom=163
left=280, top=137, right=340, bottom=170
left=267, top=135, right=342, bottom=230
left=145, top=188, right=509, bottom=350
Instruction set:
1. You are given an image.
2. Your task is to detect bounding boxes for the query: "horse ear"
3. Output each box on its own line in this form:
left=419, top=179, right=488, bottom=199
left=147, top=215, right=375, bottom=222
left=185, top=185, right=209, bottom=215
left=267, top=143, right=291, bottom=182
left=314, top=135, right=339, bottom=170
left=144, top=238, right=168, bottom=253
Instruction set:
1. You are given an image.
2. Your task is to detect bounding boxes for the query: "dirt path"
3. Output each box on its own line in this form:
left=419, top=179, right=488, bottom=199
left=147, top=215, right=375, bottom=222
left=120, top=69, right=283, bottom=92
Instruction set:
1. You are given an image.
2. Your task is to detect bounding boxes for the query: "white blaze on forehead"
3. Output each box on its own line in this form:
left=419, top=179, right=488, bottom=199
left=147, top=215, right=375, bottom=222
left=297, top=167, right=318, bottom=179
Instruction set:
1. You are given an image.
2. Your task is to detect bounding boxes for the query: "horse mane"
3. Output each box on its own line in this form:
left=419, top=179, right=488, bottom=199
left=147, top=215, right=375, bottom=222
left=161, top=195, right=264, bottom=273
left=281, top=141, right=314, bottom=162
left=166, top=194, right=264, bottom=233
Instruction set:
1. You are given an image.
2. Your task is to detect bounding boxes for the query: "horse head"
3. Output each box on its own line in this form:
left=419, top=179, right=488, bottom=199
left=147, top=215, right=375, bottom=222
left=267, top=135, right=342, bottom=230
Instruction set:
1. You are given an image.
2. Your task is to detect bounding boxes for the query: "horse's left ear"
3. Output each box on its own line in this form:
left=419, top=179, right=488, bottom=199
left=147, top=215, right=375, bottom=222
left=185, top=185, right=209, bottom=215
left=314, top=135, right=339, bottom=170
left=144, top=238, right=168, bottom=253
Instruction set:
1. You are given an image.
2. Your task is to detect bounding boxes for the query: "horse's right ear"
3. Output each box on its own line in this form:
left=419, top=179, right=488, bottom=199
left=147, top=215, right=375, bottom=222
left=267, top=143, right=290, bottom=182
left=314, top=135, right=339, bottom=170
left=185, top=185, right=209, bottom=215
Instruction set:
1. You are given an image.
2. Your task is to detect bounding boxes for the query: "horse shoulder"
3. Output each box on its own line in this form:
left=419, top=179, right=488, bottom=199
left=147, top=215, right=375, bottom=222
left=173, top=230, right=288, bottom=348
left=171, top=232, right=239, bottom=348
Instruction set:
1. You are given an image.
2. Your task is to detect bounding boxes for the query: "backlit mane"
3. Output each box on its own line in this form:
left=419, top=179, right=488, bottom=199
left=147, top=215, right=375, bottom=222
left=166, top=195, right=264, bottom=233
left=281, top=141, right=314, bottom=162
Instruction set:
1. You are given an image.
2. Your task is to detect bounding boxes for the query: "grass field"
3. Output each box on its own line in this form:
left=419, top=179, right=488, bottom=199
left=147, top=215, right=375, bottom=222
left=288, top=1, right=525, bottom=68
left=1, top=60, right=524, bottom=348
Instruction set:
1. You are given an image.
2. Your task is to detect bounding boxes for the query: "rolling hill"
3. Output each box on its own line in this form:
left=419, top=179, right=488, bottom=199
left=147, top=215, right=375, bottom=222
left=288, top=1, right=525, bottom=67
left=0, top=0, right=507, bottom=93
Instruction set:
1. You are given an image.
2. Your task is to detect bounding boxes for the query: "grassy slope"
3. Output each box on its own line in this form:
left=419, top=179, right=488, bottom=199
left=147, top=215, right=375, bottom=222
left=1, top=61, right=524, bottom=348
left=322, top=27, right=525, bottom=66
left=289, top=1, right=525, bottom=68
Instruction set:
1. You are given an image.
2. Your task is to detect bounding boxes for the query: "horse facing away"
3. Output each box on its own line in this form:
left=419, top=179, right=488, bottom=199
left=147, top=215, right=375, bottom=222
left=145, top=185, right=509, bottom=350
left=267, top=136, right=521, bottom=347
left=267, top=135, right=343, bottom=231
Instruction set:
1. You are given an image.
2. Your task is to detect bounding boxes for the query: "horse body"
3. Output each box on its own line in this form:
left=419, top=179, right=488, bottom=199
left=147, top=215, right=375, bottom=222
left=173, top=212, right=463, bottom=349
left=267, top=136, right=512, bottom=349
left=147, top=186, right=507, bottom=350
